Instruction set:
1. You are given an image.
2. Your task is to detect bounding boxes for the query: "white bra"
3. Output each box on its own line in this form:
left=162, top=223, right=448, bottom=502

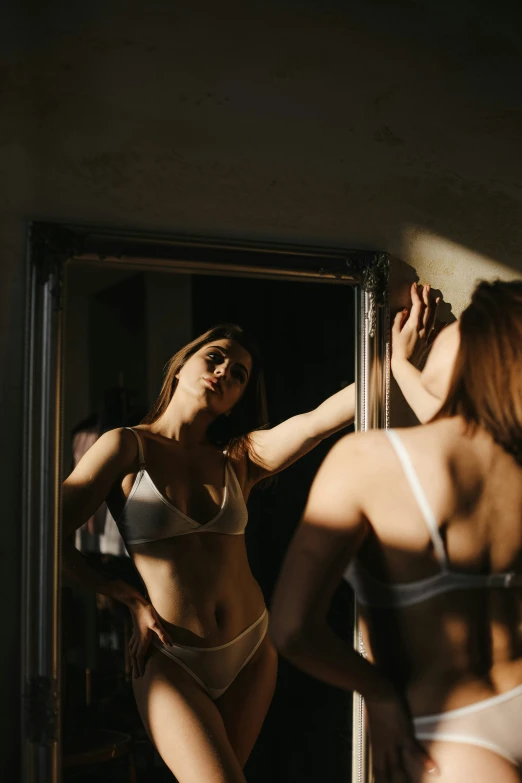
left=344, top=429, right=522, bottom=608
left=116, top=428, right=248, bottom=546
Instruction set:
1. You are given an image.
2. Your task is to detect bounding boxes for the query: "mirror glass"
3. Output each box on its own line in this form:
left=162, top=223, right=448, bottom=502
left=62, top=264, right=356, bottom=782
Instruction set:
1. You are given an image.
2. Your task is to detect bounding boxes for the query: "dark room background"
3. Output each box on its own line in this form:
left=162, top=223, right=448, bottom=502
left=62, top=266, right=356, bottom=782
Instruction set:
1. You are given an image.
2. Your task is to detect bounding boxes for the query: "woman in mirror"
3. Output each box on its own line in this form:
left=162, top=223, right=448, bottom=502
left=62, top=299, right=435, bottom=783
left=271, top=279, right=522, bottom=783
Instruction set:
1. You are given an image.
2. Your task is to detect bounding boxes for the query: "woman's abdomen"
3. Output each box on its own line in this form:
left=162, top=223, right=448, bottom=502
left=130, top=533, right=265, bottom=645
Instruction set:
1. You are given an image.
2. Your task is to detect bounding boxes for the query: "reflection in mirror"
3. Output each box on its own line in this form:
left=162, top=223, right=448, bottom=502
left=61, top=265, right=357, bottom=782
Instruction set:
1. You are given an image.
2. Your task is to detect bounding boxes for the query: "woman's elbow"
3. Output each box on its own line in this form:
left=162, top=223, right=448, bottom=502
left=269, top=613, right=309, bottom=660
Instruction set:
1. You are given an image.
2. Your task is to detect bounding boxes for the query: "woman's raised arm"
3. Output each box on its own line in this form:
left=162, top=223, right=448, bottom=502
left=245, top=382, right=356, bottom=483
left=391, top=283, right=445, bottom=423
left=244, top=284, right=443, bottom=483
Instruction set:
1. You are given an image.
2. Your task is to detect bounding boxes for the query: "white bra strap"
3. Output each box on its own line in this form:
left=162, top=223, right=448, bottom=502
left=386, top=429, right=449, bottom=569
left=125, top=427, right=146, bottom=469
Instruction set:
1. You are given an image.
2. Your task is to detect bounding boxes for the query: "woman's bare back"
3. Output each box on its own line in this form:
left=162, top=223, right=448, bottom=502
left=356, top=418, right=522, bottom=715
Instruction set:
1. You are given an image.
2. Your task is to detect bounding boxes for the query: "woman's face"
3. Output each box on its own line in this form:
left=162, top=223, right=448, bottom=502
left=421, top=320, right=460, bottom=400
left=176, top=338, right=253, bottom=416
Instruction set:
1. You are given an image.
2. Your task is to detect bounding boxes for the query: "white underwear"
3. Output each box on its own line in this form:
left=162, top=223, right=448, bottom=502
left=152, top=608, right=268, bottom=700
left=414, top=682, right=522, bottom=766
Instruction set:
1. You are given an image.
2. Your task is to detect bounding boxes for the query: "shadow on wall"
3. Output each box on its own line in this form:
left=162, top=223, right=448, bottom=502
left=389, top=255, right=451, bottom=321
left=399, top=228, right=522, bottom=317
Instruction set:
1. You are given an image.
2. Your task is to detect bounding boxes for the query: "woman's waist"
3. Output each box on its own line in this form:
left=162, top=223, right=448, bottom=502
left=405, top=657, right=522, bottom=718
left=360, top=608, right=522, bottom=714
left=146, top=573, right=266, bottom=646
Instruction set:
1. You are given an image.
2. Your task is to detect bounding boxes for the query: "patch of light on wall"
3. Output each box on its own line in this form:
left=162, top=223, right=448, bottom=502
left=401, top=225, right=519, bottom=316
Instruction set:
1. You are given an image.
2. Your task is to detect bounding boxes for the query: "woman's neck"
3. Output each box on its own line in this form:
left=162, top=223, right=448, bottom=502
left=149, top=395, right=216, bottom=447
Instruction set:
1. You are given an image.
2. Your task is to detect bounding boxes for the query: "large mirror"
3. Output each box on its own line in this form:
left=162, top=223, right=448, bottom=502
left=22, top=222, right=389, bottom=783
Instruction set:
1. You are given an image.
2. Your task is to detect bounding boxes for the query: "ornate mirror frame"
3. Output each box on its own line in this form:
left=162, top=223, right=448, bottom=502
left=22, top=221, right=389, bottom=783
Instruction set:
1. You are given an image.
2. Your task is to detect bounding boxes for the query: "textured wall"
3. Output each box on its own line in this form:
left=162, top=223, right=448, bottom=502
left=2, top=0, right=522, bottom=772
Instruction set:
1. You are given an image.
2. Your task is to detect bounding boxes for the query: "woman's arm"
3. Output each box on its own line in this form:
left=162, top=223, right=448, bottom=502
left=391, top=359, right=442, bottom=424
left=244, top=284, right=443, bottom=483
left=62, top=428, right=143, bottom=604
left=245, top=382, right=355, bottom=483
left=391, top=283, right=444, bottom=423
left=270, top=432, right=437, bottom=781
left=62, top=429, right=173, bottom=670
left=270, top=431, right=382, bottom=695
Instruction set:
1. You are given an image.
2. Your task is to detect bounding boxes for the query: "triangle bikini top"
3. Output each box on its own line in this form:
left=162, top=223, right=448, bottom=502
left=116, top=427, right=248, bottom=546
left=344, top=429, right=522, bottom=608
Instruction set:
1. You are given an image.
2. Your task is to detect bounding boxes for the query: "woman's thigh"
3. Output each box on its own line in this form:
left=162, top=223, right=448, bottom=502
left=419, top=741, right=522, bottom=783
left=216, top=634, right=278, bottom=767
left=133, top=647, right=246, bottom=783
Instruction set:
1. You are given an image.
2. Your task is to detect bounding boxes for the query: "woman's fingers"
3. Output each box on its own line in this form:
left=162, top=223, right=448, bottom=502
left=423, top=295, right=436, bottom=335
left=402, top=739, right=440, bottom=778
left=136, top=639, right=149, bottom=678
left=128, top=635, right=139, bottom=679
left=427, top=299, right=442, bottom=346
left=128, top=635, right=138, bottom=658
left=410, top=282, right=423, bottom=319
left=394, top=284, right=433, bottom=345
left=424, top=290, right=441, bottom=341
left=418, top=285, right=434, bottom=340
left=374, top=740, right=436, bottom=783
left=129, top=631, right=148, bottom=678
left=419, top=746, right=439, bottom=776
left=421, top=285, right=431, bottom=331
left=415, top=284, right=444, bottom=351
left=407, top=285, right=425, bottom=340
left=129, top=648, right=138, bottom=680
left=411, top=281, right=422, bottom=303
left=148, top=605, right=173, bottom=646
left=392, top=309, right=408, bottom=337
left=151, top=621, right=173, bottom=647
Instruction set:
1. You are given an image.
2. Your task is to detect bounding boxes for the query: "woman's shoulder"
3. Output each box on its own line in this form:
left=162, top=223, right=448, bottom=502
left=332, top=427, right=394, bottom=456
left=327, top=425, right=443, bottom=471
left=93, top=427, right=142, bottom=467
left=316, top=430, right=395, bottom=484
left=388, top=420, right=464, bottom=457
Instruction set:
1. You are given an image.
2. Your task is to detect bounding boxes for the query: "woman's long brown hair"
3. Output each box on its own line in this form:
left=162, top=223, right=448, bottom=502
left=142, top=324, right=268, bottom=462
left=433, top=279, right=522, bottom=464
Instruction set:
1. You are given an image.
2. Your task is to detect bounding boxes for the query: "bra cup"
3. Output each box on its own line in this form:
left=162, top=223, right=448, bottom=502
left=116, top=462, right=248, bottom=545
